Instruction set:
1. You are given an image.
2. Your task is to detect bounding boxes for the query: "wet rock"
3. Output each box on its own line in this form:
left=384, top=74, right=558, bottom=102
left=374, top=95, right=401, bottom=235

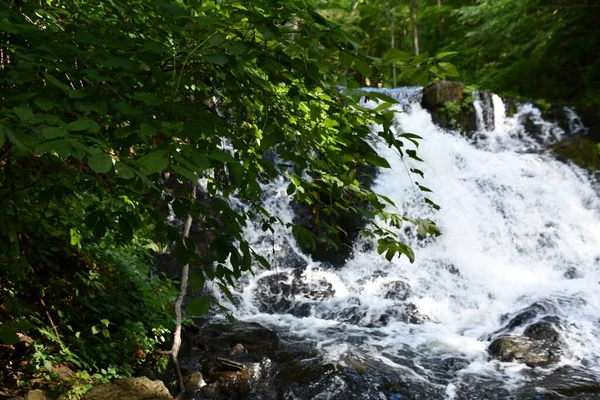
left=502, top=302, right=555, bottom=330
left=564, top=267, right=583, bottom=279
left=199, top=366, right=253, bottom=400
left=421, top=81, right=477, bottom=133
left=404, top=303, right=430, bottom=325
left=523, top=318, right=561, bottom=342
left=230, top=343, right=246, bottom=356
left=253, top=269, right=335, bottom=316
left=183, top=371, right=205, bottom=393
left=422, top=81, right=465, bottom=107
left=488, top=315, right=563, bottom=368
left=195, top=322, right=279, bottom=358
left=488, top=335, right=561, bottom=367
left=82, top=377, right=172, bottom=400
left=291, top=201, right=364, bottom=267
left=253, top=273, right=293, bottom=314
left=551, top=135, right=599, bottom=170
left=383, top=280, right=411, bottom=301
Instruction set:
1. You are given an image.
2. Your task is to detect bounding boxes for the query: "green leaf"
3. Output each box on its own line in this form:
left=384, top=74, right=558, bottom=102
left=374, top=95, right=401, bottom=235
left=137, top=150, right=169, bottom=175
left=89, top=152, right=113, bottom=173
left=409, top=66, right=429, bottom=86
left=115, top=161, right=135, bottom=179
left=6, top=131, right=37, bottom=151
left=186, top=296, right=211, bottom=316
left=134, top=92, right=159, bottom=106
left=202, top=52, right=228, bottom=66
left=34, top=98, right=58, bottom=111
left=354, top=57, right=371, bottom=77
left=171, top=165, right=197, bottom=183
left=437, top=62, right=460, bottom=77
left=66, top=118, right=101, bottom=133
left=43, top=72, right=70, bottom=92
left=42, top=127, right=67, bottom=139
left=35, top=139, right=67, bottom=155
left=0, top=127, right=6, bottom=148
left=207, top=149, right=236, bottom=163
left=14, top=107, right=35, bottom=122
left=435, top=51, right=458, bottom=60
left=217, top=283, right=235, bottom=303
left=383, top=48, right=411, bottom=63
left=208, top=32, right=227, bottom=46
left=188, top=269, right=205, bottom=291
left=364, top=155, right=391, bottom=168
left=339, top=50, right=353, bottom=67
left=0, top=325, right=20, bottom=345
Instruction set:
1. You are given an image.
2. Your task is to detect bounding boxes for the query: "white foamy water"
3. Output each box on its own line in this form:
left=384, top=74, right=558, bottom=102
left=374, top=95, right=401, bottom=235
left=213, top=93, right=600, bottom=397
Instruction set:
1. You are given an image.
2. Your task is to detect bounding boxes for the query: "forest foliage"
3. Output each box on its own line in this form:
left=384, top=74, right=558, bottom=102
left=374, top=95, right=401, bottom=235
left=0, top=0, right=450, bottom=396
left=3, top=0, right=599, bottom=396
left=324, top=0, right=600, bottom=106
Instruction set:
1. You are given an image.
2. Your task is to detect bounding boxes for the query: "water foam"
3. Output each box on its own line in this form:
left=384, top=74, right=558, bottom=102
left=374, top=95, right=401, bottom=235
left=214, top=94, right=600, bottom=397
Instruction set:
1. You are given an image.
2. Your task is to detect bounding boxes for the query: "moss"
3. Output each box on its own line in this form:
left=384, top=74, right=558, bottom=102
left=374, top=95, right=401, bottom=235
left=439, top=91, right=475, bottom=131
left=551, top=136, right=600, bottom=171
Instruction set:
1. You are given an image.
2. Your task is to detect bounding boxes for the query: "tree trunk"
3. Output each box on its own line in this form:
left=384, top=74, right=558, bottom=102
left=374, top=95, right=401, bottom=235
left=170, top=182, right=197, bottom=394
left=391, top=17, right=396, bottom=88
left=410, top=0, right=420, bottom=56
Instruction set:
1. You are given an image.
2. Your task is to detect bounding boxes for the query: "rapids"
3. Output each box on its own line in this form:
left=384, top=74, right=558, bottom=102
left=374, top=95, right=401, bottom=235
left=211, top=88, right=600, bottom=399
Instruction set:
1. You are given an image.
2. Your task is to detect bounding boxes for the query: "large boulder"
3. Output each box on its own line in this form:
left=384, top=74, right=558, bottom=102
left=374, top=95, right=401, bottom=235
left=488, top=303, right=564, bottom=368
left=488, top=334, right=561, bottom=367
left=253, top=269, right=335, bottom=317
left=82, top=377, right=172, bottom=400
left=551, top=135, right=599, bottom=170
left=421, top=81, right=477, bottom=133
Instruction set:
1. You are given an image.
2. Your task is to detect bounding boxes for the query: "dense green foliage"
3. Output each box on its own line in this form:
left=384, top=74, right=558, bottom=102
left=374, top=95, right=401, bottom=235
left=326, top=0, right=600, bottom=106
left=0, top=0, right=454, bottom=396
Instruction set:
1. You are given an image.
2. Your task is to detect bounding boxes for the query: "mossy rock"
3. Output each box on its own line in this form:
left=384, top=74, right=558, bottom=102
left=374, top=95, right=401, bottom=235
left=82, top=377, right=172, bottom=400
left=551, top=135, right=599, bottom=170
left=488, top=335, right=560, bottom=368
left=422, top=81, right=476, bottom=134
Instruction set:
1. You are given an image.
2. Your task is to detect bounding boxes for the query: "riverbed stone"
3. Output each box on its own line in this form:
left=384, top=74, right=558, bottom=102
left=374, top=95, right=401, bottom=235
left=82, top=377, right=172, bottom=400
left=488, top=335, right=561, bottom=367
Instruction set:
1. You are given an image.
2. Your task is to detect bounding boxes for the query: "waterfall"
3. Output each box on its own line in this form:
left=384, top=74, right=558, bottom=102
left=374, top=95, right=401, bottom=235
left=209, top=93, right=600, bottom=399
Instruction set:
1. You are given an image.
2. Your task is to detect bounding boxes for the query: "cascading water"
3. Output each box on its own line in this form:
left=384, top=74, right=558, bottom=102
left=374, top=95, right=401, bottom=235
left=210, top=89, right=600, bottom=399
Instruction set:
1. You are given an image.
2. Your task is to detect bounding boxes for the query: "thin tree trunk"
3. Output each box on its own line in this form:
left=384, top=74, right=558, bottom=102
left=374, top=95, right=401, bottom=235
left=410, top=0, right=420, bottom=56
left=437, top=0, right=443, bottom=37
left=391, top=17, right=396, bottom=88
left=170, top=182, right=197, bottom=394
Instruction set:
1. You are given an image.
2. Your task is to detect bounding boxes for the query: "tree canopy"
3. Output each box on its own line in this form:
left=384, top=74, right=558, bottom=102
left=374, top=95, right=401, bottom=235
left=0, top=0, right=451, bottom=396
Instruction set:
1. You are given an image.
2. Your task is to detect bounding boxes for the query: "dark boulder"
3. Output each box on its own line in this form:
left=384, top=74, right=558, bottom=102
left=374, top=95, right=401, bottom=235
left=488, top=334, right=561, bottom=368
left=403, top=303, right=430, bottom=325
left=195, top=322, right=280, bottom=357
left=551, top=135, right=600, bottom=170
left=253, top=269, right=335, bottom=317
left=489, top=305, right=563, bottom=368
left=501, top=302, right=555, bottom=330
left=382, top=280, right=411, bottom=301
left=421, top=81, right=477, bottom=134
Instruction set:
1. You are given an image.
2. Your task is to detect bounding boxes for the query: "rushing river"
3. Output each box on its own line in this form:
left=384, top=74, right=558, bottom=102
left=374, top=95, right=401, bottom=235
left=211, top=88, right=600, bottom=399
